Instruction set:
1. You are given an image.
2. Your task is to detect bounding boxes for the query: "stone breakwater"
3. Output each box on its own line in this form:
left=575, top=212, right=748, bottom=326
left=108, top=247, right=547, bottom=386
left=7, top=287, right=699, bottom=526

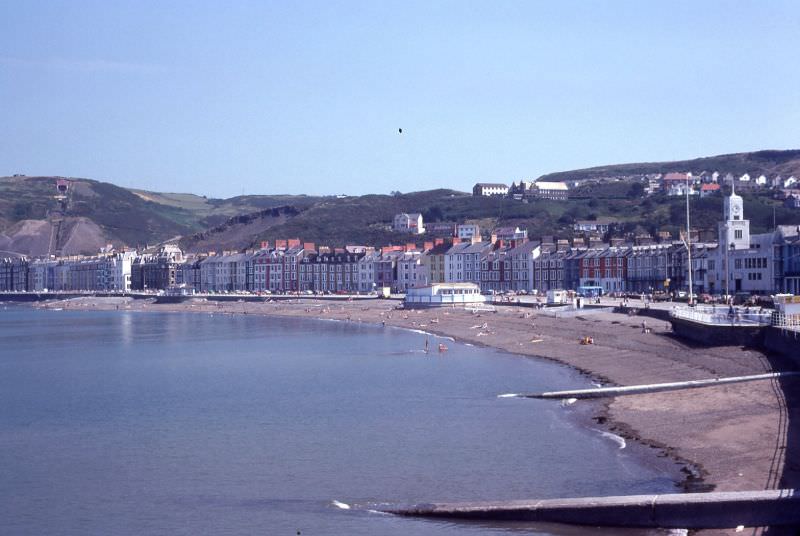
left=35, top=296, right=800, bottom=536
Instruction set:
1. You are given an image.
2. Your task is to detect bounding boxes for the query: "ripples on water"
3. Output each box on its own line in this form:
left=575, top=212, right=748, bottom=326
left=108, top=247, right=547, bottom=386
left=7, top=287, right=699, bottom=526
left=0, top=307, right=679, bottom=535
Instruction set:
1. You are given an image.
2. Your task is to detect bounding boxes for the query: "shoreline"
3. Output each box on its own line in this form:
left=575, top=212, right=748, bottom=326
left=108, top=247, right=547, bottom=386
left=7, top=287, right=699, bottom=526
left=20, top=296, right=800, bottom=534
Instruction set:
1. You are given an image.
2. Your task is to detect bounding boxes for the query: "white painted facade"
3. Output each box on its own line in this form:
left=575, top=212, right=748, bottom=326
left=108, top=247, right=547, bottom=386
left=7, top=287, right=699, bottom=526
left=709, top=186, right=774, bottom=294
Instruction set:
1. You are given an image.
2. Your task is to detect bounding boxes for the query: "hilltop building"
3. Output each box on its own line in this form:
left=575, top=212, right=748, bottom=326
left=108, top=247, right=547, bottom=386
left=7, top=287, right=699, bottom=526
left=508, top=180, right=568, bottom=200
left=472, top=183, right=509, bottom=197
left=528, top=181, right=569, bottom=200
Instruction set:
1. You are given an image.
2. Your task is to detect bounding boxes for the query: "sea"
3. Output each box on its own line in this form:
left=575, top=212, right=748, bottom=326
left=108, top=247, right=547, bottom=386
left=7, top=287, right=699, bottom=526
left=0, top=306, right=681, bottom=535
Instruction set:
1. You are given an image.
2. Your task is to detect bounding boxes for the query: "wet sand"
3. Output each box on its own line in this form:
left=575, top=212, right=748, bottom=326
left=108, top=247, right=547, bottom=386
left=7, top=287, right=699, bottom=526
left=35, top=296, right=800, bottom=535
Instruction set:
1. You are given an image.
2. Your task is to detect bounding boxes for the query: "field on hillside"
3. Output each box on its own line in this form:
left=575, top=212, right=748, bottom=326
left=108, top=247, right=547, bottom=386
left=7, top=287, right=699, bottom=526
left=4, top=165, right=800, bottom=256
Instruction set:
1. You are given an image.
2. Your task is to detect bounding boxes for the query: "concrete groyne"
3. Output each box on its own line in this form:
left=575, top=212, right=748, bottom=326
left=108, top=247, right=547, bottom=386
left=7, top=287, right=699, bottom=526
left=382, top=489, right=800, bottom=529
left=503, top=371, right=800, bottom=400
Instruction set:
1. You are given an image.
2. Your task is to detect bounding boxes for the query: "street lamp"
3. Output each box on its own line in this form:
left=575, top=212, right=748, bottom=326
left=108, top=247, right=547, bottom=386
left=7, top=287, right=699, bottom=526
left=685, top=174, right=694, bottom=306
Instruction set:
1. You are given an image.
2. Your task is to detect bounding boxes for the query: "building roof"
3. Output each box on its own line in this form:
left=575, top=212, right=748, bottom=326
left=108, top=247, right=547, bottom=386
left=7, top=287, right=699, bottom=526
left=533, top=181, right=568, bottom=190
left=700, top=183, right=721, bottom=191
left=575, top=219, right=617, bottom=226
left=663, top=172, right=690, bottom=181
left=460, top=242, right=493, bottom=254
left=510, top=241, right=541, bottom=255
left=474, top=182, right=508, bottom=188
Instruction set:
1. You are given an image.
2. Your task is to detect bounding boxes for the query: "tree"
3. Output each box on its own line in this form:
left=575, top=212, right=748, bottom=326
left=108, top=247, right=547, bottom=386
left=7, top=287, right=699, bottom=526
left=627, top=182, right=645, bottom=198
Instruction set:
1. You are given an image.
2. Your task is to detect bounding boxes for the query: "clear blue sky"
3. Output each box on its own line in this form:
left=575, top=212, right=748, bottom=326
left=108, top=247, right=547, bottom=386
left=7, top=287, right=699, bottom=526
left=2, top=1, right=799, bottom=198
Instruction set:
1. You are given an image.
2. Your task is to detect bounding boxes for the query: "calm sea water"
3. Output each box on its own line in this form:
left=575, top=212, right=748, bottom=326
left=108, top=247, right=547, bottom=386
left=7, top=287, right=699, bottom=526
left=0, top=306, right=679, bottom=535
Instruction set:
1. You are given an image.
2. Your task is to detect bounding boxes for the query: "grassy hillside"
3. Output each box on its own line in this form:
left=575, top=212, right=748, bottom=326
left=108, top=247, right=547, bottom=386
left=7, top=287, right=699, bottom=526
left=0, top=176, right=327, bottom=254
left=129, top=189, right=324, bottom=229
left=4, top=153, right=800, bottom=257
left=207, top=187, right=800, bottom=249
left=538, top=149, right=800, bottom=183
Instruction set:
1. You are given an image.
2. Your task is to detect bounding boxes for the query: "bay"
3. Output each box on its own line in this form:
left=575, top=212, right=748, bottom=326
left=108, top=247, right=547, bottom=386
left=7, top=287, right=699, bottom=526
left=0, top=307, right=679, bottom=535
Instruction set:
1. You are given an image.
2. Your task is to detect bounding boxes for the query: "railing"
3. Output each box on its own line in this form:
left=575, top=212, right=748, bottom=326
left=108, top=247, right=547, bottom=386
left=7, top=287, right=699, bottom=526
left=670, top=305, right=772, bottom=326
left=772, top=312, right=800, bottom=332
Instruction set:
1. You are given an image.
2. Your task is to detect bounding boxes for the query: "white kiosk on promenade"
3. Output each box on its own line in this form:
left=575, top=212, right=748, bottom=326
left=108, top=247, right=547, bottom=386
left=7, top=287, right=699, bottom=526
left=404, top=283, right=487, bottom=308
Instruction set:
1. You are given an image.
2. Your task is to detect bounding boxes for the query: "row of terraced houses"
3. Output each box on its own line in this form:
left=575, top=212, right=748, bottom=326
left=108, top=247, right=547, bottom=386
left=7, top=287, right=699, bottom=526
left=4, top=192, right=800, bottom=296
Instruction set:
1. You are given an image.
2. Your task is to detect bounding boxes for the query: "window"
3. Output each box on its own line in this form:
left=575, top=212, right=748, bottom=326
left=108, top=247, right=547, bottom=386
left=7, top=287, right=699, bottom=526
left=735, top=229, right=743, bottom=239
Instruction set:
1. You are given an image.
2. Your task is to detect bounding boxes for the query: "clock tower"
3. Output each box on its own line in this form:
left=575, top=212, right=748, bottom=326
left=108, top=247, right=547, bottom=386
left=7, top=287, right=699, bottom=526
left=719, top=183, right=749, bottom=250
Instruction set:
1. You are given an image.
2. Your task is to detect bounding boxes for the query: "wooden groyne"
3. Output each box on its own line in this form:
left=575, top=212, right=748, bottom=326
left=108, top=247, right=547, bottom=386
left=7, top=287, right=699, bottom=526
left=381, top=489, right=800, bottom=529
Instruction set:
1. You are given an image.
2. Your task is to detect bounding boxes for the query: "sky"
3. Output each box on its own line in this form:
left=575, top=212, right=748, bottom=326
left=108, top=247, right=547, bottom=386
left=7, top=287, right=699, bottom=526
left=1, top=1, right=799, bottom=198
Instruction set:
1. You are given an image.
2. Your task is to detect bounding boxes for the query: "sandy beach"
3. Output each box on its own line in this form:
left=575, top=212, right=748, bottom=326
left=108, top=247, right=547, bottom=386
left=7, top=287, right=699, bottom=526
left=33, top=296, right=800, bottom=535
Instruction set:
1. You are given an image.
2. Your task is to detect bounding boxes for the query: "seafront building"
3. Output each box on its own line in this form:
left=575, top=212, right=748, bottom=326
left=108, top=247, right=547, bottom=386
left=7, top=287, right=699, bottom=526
left=707, top=186, right=775, bottom=295
left=3, top=188, right=800, bottom=298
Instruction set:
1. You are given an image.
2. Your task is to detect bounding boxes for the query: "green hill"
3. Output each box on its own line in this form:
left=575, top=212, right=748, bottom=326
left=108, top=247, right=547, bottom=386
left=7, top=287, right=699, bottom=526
left=0, top=176, right=325, bottom=255
left=4, top=148, right=800, bottom=257
left=537, top=149, right=800, bottom=183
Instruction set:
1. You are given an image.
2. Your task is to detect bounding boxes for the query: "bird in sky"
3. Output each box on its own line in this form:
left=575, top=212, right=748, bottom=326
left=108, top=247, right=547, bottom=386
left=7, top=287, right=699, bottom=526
left=398, top=128, right=402, bottom=134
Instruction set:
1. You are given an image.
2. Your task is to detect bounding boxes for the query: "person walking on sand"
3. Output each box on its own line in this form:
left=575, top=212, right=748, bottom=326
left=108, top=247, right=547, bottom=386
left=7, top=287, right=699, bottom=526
left=641, top=319, right=648, bottom=334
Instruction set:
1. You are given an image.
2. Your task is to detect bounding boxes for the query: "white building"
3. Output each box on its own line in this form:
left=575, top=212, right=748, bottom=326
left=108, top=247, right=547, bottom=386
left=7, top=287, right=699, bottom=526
left=444, top=242, right=491, bottom=284
left=356, top=251, right=380, bottom=292
left=529, top=181, right=569, bottom=200
left=456, top=223, right=480, bottom=241
left=708, top=185, right=774, bottom=295
left=508, top=241, right=541, bottom=291
left=666, top=181, right=696, bottom=197
left=395, top=251, right=425, bottom=291
left=472, top=183, right=509, bottom=197
left=393, top=213, right=425, bottom=234
left=404, top=283, right=486, bottom=307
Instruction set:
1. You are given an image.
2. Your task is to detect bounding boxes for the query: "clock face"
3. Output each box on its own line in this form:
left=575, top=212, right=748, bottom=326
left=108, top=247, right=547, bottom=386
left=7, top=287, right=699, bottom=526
left=732, top=204, right=740, bottom=215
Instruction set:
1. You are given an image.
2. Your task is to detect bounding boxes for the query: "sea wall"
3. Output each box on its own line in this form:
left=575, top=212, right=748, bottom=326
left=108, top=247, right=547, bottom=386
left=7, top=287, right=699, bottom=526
left=669, top=316, right=765, bottom=347
left=764, top=327, right=800, bottom=365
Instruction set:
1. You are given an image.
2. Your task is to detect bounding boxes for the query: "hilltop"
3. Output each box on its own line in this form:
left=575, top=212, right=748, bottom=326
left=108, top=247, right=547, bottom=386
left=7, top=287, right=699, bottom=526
left=537, top=149, right=800, bottom=183
left=0, top=176, right=325, bottom=256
